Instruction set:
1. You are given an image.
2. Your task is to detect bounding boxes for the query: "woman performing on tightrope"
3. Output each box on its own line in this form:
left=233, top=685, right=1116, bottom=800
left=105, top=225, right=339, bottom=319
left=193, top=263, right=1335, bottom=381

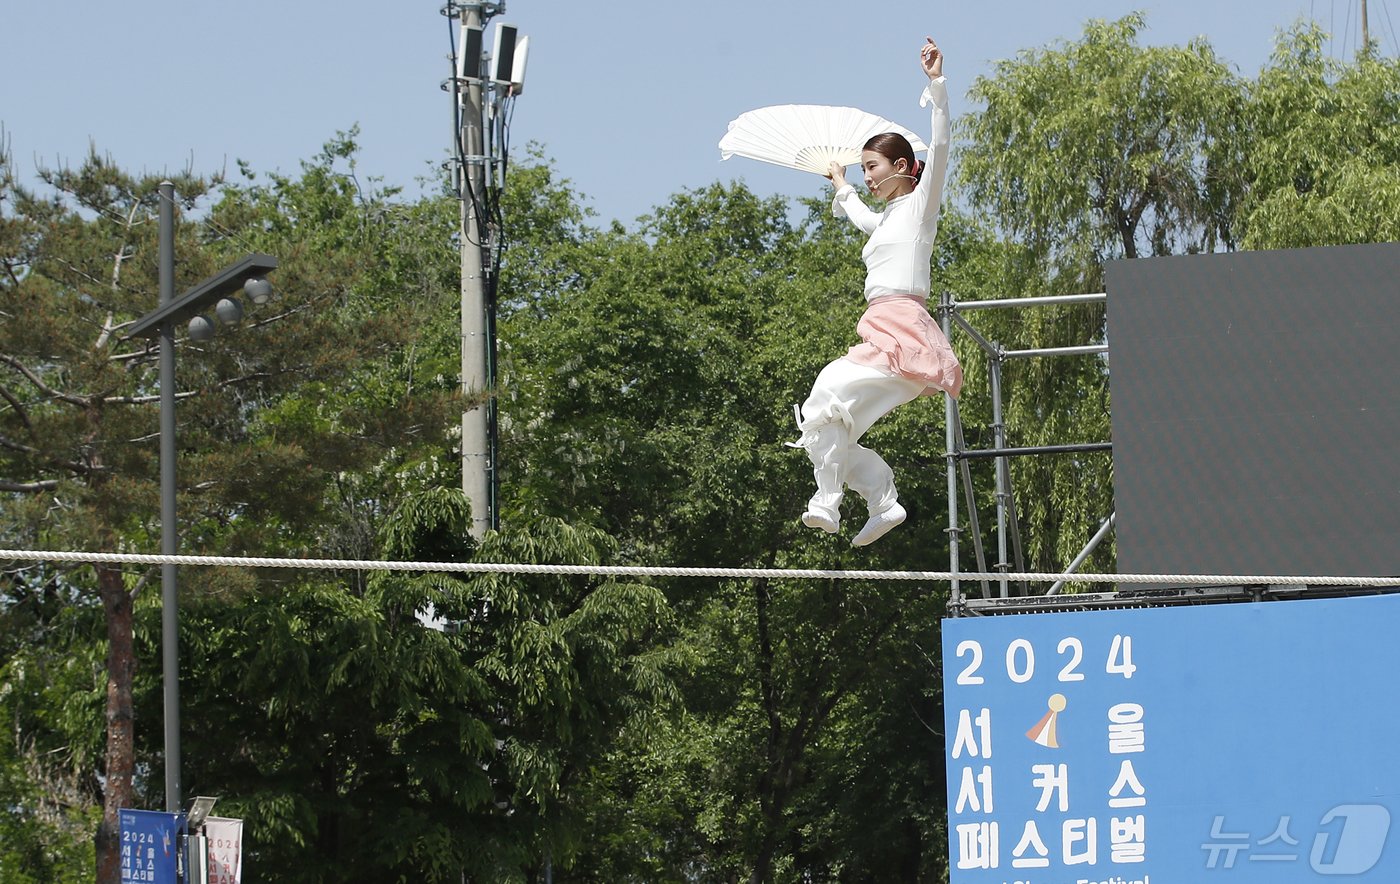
left=791, top=36, right=962, bottom=547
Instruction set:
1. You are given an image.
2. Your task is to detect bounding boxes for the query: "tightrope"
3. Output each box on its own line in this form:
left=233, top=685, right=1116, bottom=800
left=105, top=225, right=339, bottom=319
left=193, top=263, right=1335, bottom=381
left=2, top=549, right=1399, bottom=587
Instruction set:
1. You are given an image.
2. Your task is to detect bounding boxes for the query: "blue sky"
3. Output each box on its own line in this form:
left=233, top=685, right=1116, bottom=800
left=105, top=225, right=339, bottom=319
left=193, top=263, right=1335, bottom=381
left=2, top=1, right=1394, bottom=226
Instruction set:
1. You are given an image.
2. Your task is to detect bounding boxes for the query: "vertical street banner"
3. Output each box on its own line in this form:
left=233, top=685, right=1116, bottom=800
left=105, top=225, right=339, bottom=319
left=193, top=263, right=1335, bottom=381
left=943, top=593, right=1400, bottom=882
left=118, top=808, right=182, bottom=884
left=205, top=817, right=244, bottom=884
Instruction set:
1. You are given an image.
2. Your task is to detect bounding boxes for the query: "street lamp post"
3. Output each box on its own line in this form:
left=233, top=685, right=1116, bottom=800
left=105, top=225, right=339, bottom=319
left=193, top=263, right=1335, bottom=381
left=158, top=183, right=179, bottom=817
left=126, top=182, right=277, bottom=814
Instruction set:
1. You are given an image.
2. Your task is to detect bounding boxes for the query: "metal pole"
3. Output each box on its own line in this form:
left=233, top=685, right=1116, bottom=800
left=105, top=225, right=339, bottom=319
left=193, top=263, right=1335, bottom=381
left=941, top=292, right=961, bottom=612
left=1002, top=344, right=1109, bottom=360
left=1048, top=512, right=1117, bottom=595
left=956, top=292, right=1106, bottom=311
left=950, top=311, right=999, bottom=359
left=459, top=3, right=492, bottom=539
left=158, top=181, right=181, bottom=813
left=951, top=401, right=992, bottom=598
left=990, top=354, right=1009, bottom=599
left=956, top=442, right=1114, bottom=460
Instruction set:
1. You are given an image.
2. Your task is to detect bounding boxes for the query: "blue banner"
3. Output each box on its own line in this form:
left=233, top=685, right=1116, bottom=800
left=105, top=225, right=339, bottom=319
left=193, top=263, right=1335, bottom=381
left=943, top=593, right=1400, bottom=882
left=118, top=808, right=182, bottom=884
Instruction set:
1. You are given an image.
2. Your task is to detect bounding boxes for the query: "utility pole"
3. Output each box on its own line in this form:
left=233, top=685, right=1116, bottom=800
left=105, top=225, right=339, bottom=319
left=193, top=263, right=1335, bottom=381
left=1362, top=0, right=1370, bottom=53
left=448, top=2, right=525, bottom=538
left=458, top=2, right=492, bottom=539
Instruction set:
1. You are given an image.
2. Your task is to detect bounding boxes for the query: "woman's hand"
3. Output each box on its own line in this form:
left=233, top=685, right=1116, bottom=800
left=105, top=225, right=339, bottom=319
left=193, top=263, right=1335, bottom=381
left=920, top=37, right=943, bottom=79
left=827, top=161, right=849, bottom=189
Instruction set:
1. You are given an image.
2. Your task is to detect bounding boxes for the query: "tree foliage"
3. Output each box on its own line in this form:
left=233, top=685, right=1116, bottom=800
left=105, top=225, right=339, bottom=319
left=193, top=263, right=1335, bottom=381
left=161, top=490, right=671, bottom=882
left=1239, top=23, right=1400, bottom=247
left=0, top=132, right=461, bottom=881
left=958, top=12, right=1243, bottom=276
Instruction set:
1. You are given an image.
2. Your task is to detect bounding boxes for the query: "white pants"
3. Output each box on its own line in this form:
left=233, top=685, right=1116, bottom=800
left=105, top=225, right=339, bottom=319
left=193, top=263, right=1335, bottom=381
left=794, top=357, right=924, bottom=515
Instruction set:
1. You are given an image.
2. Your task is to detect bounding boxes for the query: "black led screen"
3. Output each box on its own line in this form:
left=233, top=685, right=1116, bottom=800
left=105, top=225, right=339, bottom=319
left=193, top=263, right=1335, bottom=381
left=1106, top=242, right=1400, bottom=578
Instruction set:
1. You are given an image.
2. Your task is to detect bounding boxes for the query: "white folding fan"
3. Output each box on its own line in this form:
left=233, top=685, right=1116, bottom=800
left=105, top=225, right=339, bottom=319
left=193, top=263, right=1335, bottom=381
left=718, top=105, right=929, bottom=176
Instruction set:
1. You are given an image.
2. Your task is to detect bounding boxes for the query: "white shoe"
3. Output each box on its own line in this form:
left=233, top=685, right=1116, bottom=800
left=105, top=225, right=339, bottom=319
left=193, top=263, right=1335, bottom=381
left=802, top=499, right=840, bottom=533
left=852, top=503, right=905, bottom=547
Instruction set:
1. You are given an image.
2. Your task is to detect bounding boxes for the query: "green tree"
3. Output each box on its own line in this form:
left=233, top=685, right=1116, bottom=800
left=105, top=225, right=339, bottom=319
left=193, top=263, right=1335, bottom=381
left=0, top=566, right=100, bottom=883
left=163, top=489, right=673, bottom=883
left=0, top=142, right=221, bottom=881
left=0, top=133, right=459, bottom=882
left=1237, top=22, right=1400, bottom=247
left=4, top=136, right=672, bottom=882
left=958, top=13, right=1244, bottom=275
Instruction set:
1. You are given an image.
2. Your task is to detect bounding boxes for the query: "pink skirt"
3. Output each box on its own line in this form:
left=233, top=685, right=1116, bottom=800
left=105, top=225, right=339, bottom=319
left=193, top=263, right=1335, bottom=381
left=846, top=294, right=963, bottom=398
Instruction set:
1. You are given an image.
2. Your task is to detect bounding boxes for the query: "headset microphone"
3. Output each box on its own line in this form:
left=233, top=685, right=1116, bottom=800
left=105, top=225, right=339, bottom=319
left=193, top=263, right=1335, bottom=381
left=870, top=172, right=917, bottom=192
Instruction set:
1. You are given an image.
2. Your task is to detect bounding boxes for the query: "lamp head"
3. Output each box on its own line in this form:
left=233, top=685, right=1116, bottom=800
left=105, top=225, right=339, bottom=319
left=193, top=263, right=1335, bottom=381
left=186, top=796, right=218, bottom=831
left=188, top=315, right=216, bottom=341
left=215, top=297, right=243, bottom=326
left=243, top=278, right=273, bottom=305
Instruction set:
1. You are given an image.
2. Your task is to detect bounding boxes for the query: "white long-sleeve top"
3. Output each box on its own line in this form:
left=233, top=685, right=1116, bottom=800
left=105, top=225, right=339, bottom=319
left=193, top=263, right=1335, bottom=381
left=831, top=75, right=950, bottom=302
